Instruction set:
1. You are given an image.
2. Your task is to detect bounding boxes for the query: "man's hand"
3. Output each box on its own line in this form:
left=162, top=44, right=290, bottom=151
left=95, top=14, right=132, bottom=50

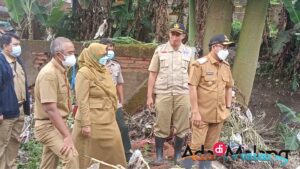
left=191, top=112, right=202, bottom=128
left=146, top=96, right=154, bottom=110
left=81, top=126, right=91, bottom=137
left=60, top=135, right=76, bottom=156
left=0, top=114, right=3, bottom=124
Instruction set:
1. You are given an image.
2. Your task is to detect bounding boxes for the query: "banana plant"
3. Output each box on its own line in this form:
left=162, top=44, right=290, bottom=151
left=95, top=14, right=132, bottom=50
left=282, top=0, right=300, bottom=24
left=4, top=0, right=65, bottom=39
left=20, top=0, right=36, bottom=39
left=4, top=0, right=24, bottom=28
left=272, top=0, right=300, bottom=55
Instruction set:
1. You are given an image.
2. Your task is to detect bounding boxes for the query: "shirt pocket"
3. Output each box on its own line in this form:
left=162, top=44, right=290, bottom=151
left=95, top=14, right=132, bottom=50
left=203, top=75, right=217, bottom=88
left=159, top=55, right=169, bottom=69
left=89, top=98, right=115, bottom=124
left=181, top=57, right=190, bottom=73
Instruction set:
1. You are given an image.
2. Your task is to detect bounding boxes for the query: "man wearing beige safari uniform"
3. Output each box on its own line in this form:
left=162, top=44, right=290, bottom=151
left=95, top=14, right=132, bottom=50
left=188, top=34, right=234, bottom=168
left=147, top=23, right=195, bottom=165
left=34, top=37, right=79, bottom=169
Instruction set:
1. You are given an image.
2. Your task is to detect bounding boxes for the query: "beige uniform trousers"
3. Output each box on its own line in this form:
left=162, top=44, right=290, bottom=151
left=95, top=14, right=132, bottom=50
left=0, top=107, right=24, bottom=169
left=190, top=121, right=224, bottom=151
left=154, top=94, right=190, bottom=138
left=34, top=123, right=79, bottom=169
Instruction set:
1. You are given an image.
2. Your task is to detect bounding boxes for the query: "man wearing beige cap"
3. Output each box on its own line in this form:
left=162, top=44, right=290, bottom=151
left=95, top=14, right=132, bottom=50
left=147, top=23, right=195, bottom=165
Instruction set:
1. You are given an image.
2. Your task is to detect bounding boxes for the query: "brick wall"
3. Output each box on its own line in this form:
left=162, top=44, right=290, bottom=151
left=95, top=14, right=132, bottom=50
left=116, top=56, right=151, bottom=73
left=21, top=40, right=155, bottom=105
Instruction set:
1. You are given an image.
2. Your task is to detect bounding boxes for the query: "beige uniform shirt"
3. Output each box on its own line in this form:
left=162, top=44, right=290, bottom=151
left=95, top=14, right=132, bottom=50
left=189, top=53, right=234, bottom=123
left=148, top=42, right=195, bottom=95
left=106, top=60, right=124, bottom=108
left=106, top=60, right=124, bottom=85
left=3, top=53, right=26, bottom=103
left=34, top=59, right=71, bottom=126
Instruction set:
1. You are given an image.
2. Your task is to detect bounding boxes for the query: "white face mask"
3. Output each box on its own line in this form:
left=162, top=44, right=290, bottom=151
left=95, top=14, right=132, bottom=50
left=217, top=49, right=229, bottom=61
left=62, top=54, right=76, bottom=67
left=10, top=45, right=22, bottom=57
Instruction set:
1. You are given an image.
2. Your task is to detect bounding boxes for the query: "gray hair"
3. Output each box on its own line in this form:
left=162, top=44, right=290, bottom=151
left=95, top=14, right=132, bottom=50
left=50, top=37, right=72, bottom=56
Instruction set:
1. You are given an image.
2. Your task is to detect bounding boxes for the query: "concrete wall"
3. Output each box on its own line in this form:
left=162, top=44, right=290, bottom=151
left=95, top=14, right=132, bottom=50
left=20, top=40, right=155, bottom=113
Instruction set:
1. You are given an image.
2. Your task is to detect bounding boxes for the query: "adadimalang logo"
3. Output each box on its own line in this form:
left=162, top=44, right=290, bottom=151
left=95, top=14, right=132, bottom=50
left=182, top=142, right=290, bottom=167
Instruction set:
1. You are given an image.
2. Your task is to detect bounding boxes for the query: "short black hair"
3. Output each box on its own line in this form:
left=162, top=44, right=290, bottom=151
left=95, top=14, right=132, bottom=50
left=0, top=33, right=20, bottom=49
left=99, top=38, right=114, bottom=47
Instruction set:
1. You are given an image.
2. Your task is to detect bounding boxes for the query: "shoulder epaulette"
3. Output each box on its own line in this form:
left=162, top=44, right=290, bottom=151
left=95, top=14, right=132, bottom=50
left=197, top=57, right=208, bottom=64
left=223, top=60, right=230, bottom=66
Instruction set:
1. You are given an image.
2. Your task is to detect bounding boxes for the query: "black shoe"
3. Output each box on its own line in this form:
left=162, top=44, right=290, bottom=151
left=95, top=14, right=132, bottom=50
left=125, top=151, right=133, bottom=162
left=199, top=161, right=212, bottom=169
left=151, top=137, right=165, bottom=166
left=174, top=136, right=184, bottom=164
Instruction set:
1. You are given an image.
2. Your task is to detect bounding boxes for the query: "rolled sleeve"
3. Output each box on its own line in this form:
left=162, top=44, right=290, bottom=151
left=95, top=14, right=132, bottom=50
left=39, top=73, right=58, bottom=103
left=188, top=62, right=202, bottom=86
left=148, top=49, right=159, bottom=72
left=226, top=71, right=234, bottom=88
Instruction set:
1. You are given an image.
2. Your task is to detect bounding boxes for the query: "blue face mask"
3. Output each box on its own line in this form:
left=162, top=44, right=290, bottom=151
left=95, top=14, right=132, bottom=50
left=107, top=50, right=115, bottom=60
left=98, top=56, right=109, bottom=65
left=10, top=45, right=21, bottom=57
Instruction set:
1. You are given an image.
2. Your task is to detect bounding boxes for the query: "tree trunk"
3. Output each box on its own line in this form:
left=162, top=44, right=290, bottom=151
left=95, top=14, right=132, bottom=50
left=195, top=0, right=208, bottom=50
left=188, top=0, right=196, bottom=46
left=202, top=0, right=233, bottom=54
left=232, top=0, right=269, bottom=106
left=151, top=0, right=169, bottom=43
left=78, top=0, right=111, bottom=40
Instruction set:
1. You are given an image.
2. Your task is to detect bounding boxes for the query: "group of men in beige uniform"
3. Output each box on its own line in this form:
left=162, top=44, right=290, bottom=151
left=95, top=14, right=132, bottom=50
left=0, top=22, right=233, bottom=169
left=147, top=23, right=234, bottom=168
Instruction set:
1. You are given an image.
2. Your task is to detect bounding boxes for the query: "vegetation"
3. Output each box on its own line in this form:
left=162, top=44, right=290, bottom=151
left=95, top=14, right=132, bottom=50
left=276, top=103, right=300, bottom=150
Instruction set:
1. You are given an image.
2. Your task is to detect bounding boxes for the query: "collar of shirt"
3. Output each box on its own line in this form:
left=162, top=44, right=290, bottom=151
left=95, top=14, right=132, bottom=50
left=2, top=51, right=16, bottom=64
left=51, top=58, right=66, bottom=73
left=166, top=42, right=185, bottom=53
left=106, top=60, right=115, bottom=67
left=208, top=52, right=223, bottom=66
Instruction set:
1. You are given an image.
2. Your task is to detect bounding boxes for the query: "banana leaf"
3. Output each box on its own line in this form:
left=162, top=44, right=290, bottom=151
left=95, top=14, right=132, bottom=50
left=276, top=102, right=300, bottom=123
left=282, top=0, right=300, bottom=24
left=4, top=0, right=25, bottom=26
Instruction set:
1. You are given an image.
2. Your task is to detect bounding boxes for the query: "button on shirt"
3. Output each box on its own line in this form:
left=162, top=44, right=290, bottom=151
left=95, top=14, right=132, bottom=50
left=148, top=42, right=195, bottom=95
left=189, top=53, right=234, bottom=123
left=34, top=58, right=71, bottom=126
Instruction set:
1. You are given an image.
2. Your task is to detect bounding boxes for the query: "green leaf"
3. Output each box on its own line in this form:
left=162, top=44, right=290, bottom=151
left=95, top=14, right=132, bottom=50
left=295, top=0, right=300, bottom=10
left=285, top=135, right=300, bottom=150
left=4, top=0, right=25, bottom=25
left=276, top=102, right=300, bottom=123
left=45, top=3, right=65, bottom=27
left=272, top=31, right=291, bottom=55
left=32, top=3, right=47, bottom=25
left=78, top=0, right=91, bottom=9
left=293, top=22, right=300, bottom=30
left=291, top=74, right=300, bottom=92
left=282, top=0, right=300, bottom=24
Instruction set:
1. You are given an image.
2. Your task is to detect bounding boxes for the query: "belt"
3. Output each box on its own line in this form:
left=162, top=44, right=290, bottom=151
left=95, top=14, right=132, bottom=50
left=35, top=116, right=68, bottom=121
